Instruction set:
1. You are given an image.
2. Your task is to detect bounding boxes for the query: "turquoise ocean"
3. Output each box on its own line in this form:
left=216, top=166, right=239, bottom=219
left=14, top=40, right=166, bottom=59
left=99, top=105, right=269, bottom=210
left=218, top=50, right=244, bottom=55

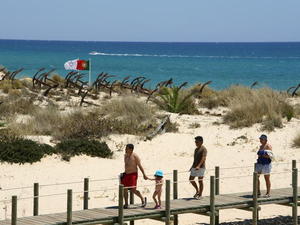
left=0, top=39, right=299, bottom=90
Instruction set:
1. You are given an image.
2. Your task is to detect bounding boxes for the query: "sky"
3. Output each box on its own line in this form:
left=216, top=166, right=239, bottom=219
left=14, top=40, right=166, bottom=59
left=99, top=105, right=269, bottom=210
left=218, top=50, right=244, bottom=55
left=0, top=0, right=299, bottom=42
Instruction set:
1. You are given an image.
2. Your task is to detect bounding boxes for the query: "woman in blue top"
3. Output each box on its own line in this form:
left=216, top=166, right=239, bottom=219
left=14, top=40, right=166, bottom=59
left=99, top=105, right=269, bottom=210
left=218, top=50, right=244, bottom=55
left=255, top=134, right=272, bottom=197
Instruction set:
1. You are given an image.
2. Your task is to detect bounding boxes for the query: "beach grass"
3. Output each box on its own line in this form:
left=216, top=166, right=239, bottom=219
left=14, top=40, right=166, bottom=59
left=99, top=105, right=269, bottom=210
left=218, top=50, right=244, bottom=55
left=99, top=96, right=158, bottom=135
left=0, top=76, right=299, bottom=154
left=0, top=95, right=38, bottom=118
left=199, top=86, right=294, bottom=130
left=0, top=80, right=24, bottom=93
left=8, top=96, right=159, bottom=139
left=292, top=133, right=300, bottom=148
left=51, top=74, right=65, bottom=85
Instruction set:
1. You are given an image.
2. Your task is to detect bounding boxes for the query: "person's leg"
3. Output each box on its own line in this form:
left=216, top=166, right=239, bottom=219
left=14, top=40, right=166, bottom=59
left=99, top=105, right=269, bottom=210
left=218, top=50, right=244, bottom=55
left=157, top=191, right=162, bottom=207
left=189, top=175, right=198, bottom=197
left=198, top=176, right=204, bottom=197
left=152, top=191, right=158, bottom=207
left=124, top=188, right=129, bottom=207
left=132, top=188, right=146, bottom=204
left=264, top=174, right=271, bottom=195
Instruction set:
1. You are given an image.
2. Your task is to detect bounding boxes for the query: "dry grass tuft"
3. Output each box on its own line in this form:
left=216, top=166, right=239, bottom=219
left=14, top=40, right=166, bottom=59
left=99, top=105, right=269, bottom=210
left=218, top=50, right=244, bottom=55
left=11, top=106, right=62, bottom=136
left=292, top=133, right=300, bottom=148
left=0, top=96, right=38, bottom=118
left=51, top=74, right=65, bottom=85
left=222, top=87, right=293, bottom=130
left=101, top=96, right=155, bottom=121
left=0, top=80, right=24, bottom=93
left=9, top=96, right=158, bottom=139
left=100, top=96, right=158, bottom=134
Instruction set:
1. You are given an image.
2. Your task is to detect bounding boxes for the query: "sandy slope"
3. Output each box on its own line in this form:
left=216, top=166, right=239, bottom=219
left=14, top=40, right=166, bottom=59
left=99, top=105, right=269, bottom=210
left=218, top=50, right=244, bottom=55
left=0, top=112, right=300, bottom=224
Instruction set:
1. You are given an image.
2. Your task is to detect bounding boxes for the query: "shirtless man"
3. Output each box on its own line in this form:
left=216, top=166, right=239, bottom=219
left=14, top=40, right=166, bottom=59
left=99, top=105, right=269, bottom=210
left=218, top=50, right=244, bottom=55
left=121, top=144, right=148, bottom=208
left=189, top=136, right=207, bottom=199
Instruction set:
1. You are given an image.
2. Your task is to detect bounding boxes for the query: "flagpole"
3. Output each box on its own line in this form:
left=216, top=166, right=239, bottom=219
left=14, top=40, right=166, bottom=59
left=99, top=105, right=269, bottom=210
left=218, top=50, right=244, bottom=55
left=89, top=58, right=92, bottom=87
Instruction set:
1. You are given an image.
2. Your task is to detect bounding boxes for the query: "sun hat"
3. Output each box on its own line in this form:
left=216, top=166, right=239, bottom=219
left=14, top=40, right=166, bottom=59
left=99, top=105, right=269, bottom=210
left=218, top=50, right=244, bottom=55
left=259, top=134, right=267, bottom=140
left=154, top=170, right=164, bottom=177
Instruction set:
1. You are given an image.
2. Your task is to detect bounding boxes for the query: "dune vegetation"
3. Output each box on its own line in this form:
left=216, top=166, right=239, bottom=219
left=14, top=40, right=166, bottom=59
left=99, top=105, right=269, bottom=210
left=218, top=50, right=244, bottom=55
left=0, top=66, right=299, bottom=163
left=292, top=133, right=300, bottom=148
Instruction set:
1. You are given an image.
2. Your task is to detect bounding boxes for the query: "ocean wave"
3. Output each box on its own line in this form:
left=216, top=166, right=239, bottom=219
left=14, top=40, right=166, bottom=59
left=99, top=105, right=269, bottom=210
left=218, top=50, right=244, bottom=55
left=89, top=51, right=300, bottom=59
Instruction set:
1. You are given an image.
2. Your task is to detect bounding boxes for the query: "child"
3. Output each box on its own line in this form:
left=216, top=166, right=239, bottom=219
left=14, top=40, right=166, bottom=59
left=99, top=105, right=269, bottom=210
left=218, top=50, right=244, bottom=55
left=149, top=170, right=164, bottom=209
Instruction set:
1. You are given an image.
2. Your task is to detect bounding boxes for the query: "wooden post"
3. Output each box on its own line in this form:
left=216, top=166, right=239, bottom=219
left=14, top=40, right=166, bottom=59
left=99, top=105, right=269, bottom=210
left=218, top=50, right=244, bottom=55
left=215, top=167, right=220, bottom=225
left=118, top=184, right=124, bottom=225
left=254, top=163, right=257, bottom=172
left=173, top=170, right=178, bottom=225
left=252, top=172, right=258, bottom=225
left=33, top=183, right=39, bottom=216
left=130, top=189, right=134, bottom=225
left=11, top=195, right=17, bottom=225
left=67, top=189, right=72, bottom=225
left=165, top=180, right=171, bottom=225
left=84, top=178, right=89, bottom=210
left=210, top=176, right=216, bottom=225
left=292, top=168, right=298, bottom=225
left=292, top=160, right=297, bottom=170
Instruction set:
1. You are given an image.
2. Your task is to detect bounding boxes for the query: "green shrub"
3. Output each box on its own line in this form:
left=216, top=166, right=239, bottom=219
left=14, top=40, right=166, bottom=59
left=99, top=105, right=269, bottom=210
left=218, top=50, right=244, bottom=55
left=0, top=137, right=113, bottom=164
left=56, top=139, right=113, bottom=161
left=152, top=86, right=199, bottom=114
left=292, top=133, right=300, bottom=148
left=0, top=138, right=55, bottom=164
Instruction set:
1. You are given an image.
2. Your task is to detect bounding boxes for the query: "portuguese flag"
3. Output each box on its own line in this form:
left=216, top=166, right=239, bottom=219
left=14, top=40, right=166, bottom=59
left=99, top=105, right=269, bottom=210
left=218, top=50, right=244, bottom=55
left=64, top=59, right=90, bottom=70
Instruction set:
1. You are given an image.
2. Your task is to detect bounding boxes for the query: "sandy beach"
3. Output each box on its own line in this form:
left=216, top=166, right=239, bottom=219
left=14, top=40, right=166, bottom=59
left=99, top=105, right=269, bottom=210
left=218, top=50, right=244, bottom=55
left=0, top=108, right=299, bottom=224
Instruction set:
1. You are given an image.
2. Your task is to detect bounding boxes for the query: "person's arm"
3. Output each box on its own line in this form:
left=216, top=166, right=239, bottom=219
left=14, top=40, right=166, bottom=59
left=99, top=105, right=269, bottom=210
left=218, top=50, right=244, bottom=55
left=135, top=155, right=148, bottom=180
left=263, top=144, right=272, bottom=158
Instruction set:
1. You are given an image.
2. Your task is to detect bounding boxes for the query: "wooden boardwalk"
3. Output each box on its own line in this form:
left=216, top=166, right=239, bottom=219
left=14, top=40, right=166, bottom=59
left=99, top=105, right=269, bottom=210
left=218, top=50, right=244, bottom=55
left=1, top=187, right=299, bottom=225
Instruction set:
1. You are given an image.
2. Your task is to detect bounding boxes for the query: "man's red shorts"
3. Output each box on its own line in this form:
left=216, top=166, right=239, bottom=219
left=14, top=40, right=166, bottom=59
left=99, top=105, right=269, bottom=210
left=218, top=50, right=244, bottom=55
left=121, top=172, right=138, bottom=188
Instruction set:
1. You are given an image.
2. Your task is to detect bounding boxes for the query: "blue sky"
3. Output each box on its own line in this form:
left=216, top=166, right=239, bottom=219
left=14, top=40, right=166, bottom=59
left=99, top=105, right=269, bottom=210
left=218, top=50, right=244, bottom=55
left=1, top=0, right=299, bottom=42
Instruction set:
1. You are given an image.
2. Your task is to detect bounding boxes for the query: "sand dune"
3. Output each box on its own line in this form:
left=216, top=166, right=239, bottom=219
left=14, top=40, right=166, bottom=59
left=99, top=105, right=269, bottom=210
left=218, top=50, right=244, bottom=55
left=0, top=111, right=299, bottom=224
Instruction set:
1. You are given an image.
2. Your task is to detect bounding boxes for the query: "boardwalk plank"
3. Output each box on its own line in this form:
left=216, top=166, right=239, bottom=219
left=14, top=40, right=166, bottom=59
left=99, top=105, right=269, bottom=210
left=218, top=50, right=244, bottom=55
left=0, top=187, right=299, bottom=225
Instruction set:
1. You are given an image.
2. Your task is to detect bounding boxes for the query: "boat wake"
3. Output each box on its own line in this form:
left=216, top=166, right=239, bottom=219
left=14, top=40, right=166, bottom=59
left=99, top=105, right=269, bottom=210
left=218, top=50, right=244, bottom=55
left=89, top=51, right=300, bottom=59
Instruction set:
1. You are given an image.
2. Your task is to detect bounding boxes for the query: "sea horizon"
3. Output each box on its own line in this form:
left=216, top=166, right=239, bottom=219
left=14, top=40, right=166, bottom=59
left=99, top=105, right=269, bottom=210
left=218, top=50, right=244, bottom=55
left=1, top=38, right=300, bottom=44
